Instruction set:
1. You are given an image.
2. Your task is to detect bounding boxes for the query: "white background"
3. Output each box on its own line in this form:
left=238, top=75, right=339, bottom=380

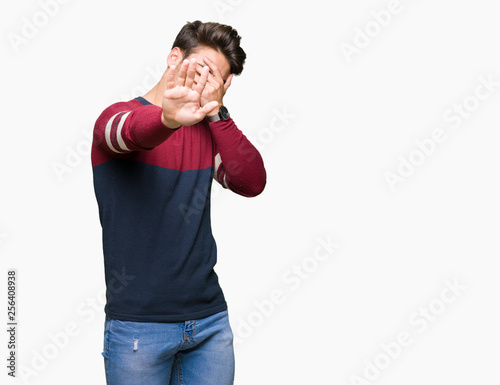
left=1, top=0, right=500, bottom=384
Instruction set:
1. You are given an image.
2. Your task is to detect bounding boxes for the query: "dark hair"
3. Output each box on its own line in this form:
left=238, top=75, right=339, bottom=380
left=171, top=20, right=246, bottom=75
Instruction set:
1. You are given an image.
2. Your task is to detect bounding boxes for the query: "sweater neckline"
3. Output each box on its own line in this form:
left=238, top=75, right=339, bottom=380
left=136, top=96, right=152, bottom=105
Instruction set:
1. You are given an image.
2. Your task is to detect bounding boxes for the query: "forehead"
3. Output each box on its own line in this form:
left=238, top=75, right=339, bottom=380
left=187, top=46, right=231, bottom=78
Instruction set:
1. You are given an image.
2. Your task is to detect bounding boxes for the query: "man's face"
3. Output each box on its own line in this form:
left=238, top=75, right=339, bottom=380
left=174, top=45, right=231, bottom=85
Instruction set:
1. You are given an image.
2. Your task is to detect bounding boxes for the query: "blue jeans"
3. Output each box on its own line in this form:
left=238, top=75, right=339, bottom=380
left=101, top=309, right=235, bottom=384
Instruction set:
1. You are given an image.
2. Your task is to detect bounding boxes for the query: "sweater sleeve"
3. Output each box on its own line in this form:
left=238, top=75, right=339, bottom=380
left=93, top=101, right=177, bottom=154
left=209, top=116, right=266, bottom=197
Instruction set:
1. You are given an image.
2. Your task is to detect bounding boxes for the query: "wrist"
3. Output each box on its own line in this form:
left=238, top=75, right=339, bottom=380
left=206, top=102, right=222, bottom=117
left=206, top=105, right=229, bottom=123
left=161, top=114, right=181, bottom=130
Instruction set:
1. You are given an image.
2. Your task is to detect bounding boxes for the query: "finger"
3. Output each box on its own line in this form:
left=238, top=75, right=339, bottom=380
left=198, top=101, right=220, bottom=118
left=194, top=65, right=211, bottom=94
left=185, top=58, right=197, bottom=89
left=196, top=62, right=216, bottom=78
left=193, top=67, right=216, bottom=90
left=166, top=65, right=176, bottom=90
left=177, top=59, right=190, bottom=86
left=203, top=56, right=223, bottom=82
left=196, top=63, right=210, bottom=75
left=195, top=65, right=217, bottom=87
left=223, top=74, right=233, bottom=93
left=193, top=79, right=213, bottom=98
left=192, top=74, right=202, bottom=90
left=192, top=73, right=200, bottom=89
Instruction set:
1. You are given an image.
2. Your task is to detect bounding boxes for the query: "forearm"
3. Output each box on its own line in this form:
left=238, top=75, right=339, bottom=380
left=94, top=103, right=178, bottom=154
left=209, top=117, right=266, bottom=197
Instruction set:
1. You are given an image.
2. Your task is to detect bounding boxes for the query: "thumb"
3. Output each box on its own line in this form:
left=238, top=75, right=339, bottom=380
left=200, top=101, right=220, bottom=117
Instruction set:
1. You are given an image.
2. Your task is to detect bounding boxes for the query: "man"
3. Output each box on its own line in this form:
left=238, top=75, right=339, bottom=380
left=92, top=20, right=266, bottom=385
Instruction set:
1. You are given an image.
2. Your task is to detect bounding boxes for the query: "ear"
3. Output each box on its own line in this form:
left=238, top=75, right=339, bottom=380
left=167, top=47, right=184, bottom=67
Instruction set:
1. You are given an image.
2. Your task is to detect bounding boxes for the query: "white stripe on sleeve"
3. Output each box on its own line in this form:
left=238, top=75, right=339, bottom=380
left=105, top=112, right=126, bottom=153
left=214, top=153, right=222, bottom=180
left=116, top=111, right=132, bottom=152
left=213, top=152, right=228, bottom=188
